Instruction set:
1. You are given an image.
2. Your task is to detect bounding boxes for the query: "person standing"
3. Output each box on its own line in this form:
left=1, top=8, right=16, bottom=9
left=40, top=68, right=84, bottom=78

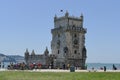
left=67, top=64, right=70, bottom=69
left=104, top=66, right=106, bottom=72
left=113, top=64, right=117, bottom=70
left=63, top=64, right=65, bottom=70
left=0, top=62, right=1, bottom=68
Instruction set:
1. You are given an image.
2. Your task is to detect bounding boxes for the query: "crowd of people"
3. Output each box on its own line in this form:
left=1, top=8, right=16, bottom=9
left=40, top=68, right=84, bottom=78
left=7, top=62, right=42, bottom=70
left=0, top=62, right=119, bottom=71
left=91, top=64, right=118, bottom=72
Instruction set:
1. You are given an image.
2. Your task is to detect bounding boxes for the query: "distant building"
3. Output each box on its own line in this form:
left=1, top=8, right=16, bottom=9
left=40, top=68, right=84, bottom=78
left=51, top=11, right=87, bottom=69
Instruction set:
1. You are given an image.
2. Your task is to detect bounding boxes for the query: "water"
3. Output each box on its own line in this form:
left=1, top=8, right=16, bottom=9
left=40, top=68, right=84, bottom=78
left=0, top=62, right=16, bottom=69
left=86, top=63, right=120, bottom=70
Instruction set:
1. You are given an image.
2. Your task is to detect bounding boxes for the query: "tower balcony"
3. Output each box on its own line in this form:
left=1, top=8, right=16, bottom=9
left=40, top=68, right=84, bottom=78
left=66, top=26, right=87, bottom=33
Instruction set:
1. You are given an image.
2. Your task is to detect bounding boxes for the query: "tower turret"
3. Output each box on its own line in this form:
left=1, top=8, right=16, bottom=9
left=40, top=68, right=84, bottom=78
left=24, top=48, right=29, bottom=64
left=54, top=14, right=57, bottom=21
left=65, top=11, right=69, bottom=17
left=80, top=13, right=83, bottom=21
left=44, top=47, right=49, bottom=56
left=31, top=50, right=35, bottom=55
left=25, top=48, right=29, bottom=55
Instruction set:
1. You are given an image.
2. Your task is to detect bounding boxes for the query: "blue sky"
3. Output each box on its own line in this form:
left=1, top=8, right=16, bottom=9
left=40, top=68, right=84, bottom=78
left=0, top=0, right=120, bottom=63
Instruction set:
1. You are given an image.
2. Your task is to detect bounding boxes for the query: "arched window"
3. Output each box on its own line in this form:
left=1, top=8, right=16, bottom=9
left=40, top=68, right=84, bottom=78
left=58, top=34, right=60, bottom=38
left=58, top=50, right=59, bottom=54
left=64, top=47, right=68, bottom=53
left=74, top=34, right=77, bottom=38
left=74, top=39, right=78, bottom=45
left=74, top=50, right=77, bottom=54
left=57, top=40, right=60, bottom=46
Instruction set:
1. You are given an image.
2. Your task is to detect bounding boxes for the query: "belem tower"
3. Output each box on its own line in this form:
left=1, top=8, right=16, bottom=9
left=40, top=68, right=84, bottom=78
left=25, top=11, right=87, bottom=69
left=51, top=11, right=87, bottom=69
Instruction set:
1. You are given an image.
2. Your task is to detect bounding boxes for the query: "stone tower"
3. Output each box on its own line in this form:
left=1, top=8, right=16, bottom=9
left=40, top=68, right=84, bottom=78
left=51, top=11, right=87, bottom=69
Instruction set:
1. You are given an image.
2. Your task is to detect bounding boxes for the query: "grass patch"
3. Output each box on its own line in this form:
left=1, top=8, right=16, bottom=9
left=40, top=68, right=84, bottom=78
left=0, top=71, right=120, bottom=80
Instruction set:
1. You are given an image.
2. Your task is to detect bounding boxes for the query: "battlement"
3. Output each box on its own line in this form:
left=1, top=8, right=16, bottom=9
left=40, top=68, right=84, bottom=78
left=51, top=25, right=87, bottom=34
left=54, top=16, right=83, bottom=22
left=54, top=11, right=83, bottom=21
left=54, top=11, right=83, bottom=28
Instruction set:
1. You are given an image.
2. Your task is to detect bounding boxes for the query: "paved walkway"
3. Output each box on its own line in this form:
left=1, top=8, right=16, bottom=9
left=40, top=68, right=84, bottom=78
left=31, top=69, right=120, bottom=72
left=0, top=68, right=120, bottom=72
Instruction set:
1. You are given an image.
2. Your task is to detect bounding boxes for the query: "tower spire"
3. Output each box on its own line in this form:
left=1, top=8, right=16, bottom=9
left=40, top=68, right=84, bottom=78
left=26, top=48, right=29, bottom=53
left=65, top=10, right=69, bottom=17
left=80, top=13, right=84, bottom=21
left=54, top=14, right=57, bottom=21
